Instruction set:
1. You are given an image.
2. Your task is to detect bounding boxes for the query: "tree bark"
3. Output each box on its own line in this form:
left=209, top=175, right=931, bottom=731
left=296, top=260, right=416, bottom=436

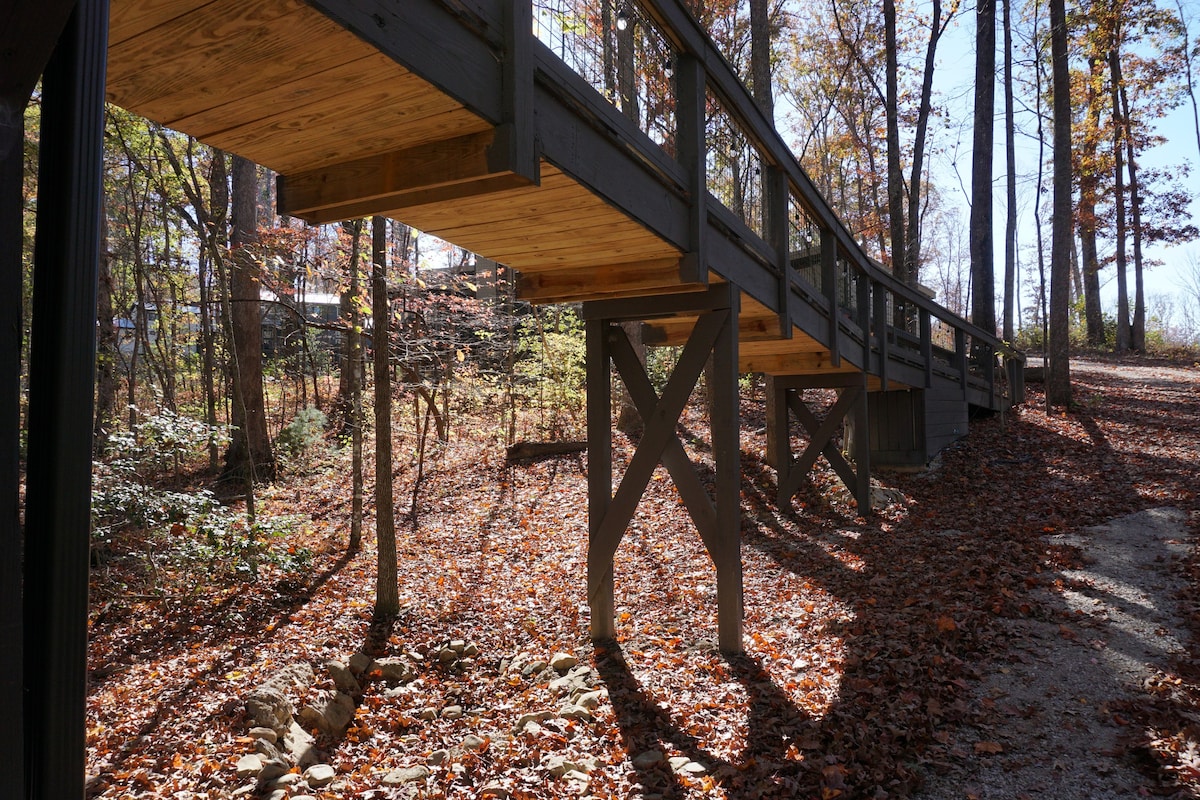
left=224, top=154, right=275, bottom=482
left=1047, top=0, right=1073, bottom=408
left=345, top=219, right=364, bottom=552
left=1109, top=48, right=1131, bottom=353
left=93, top=207, right=118, bottom=454
left=970, top=0, right=997, bottom=335
left=333, top=219, right=364, bottom=435
left=1119, top=74, right=1146, bottom=351
left=372, top=214, right=398, bottom=617
left=883, top=0, right=906, bottom=281
left=1002, top=0, right=1018, bottom=343
left=1077, top=56, right=1106, bottom=346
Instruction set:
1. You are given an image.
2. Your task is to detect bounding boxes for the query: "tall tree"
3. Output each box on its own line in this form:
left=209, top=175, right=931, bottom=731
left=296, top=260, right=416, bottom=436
left=970, top=0, right=997, bottom=335
left=1076, top=55, right=1108, bottom=346
left=1109, top=47, right=1132, bottom=352
left=1002, top=0, right=1018, bottom=343
left=224, top=155, right=275, bottom=484
left=341, top=219, right=365, bottom=552
left=372, top=214, right=398, bottom=617
left=1048, top=0, right=1074, bottom=408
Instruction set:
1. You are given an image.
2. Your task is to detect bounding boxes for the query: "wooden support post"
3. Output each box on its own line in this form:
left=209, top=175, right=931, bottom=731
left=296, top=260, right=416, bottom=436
left=764, top=375, right=788, bottom=471
left=849, top=375, right=871, bottom=512
left=920, top=308, right=933, bottom=388
left=586, top=318, right=614, bottom=640
left=709, top=285, right=742, bottom=653
left=675, top=53, right=707, bottom=285
left=821, top=230, right=840, bottom=367
left=24, top=1, right=109, bottom=797
left=766, top=165, right=791, bottom=338
left=583, top=286, right=742, bottom=653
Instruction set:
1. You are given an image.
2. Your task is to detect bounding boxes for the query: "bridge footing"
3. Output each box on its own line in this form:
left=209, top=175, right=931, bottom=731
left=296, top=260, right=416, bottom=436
left=766, top=373, right=872, bottom=513
left=583, top=286, right=743, bottom=654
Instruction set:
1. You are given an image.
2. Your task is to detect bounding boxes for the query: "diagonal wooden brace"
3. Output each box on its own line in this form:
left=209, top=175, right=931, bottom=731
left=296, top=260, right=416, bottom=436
left=769, top=374, right=872, bottom=512
left=587, top=308, right=726, bottom=603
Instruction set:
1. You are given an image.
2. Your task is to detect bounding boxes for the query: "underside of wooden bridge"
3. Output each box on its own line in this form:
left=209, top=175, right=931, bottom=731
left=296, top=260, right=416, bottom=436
left=4, top=0, right=1025, bottom=794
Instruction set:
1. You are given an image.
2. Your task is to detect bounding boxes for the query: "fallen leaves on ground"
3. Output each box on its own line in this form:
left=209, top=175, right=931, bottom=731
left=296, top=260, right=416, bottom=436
left=85, top=356, right=1200, bottom=798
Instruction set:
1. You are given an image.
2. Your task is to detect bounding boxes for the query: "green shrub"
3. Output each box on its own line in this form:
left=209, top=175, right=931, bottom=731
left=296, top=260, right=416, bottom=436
left=275, top=406, right=328, bottom=465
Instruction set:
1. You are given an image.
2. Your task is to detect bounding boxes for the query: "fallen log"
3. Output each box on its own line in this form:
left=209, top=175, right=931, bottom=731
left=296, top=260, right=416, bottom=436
left=505, top=440, right=588, bottom=463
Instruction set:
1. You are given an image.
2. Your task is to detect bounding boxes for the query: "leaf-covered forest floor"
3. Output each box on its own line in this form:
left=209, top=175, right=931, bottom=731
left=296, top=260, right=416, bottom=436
left=85, top=356, right=1200, bottom=799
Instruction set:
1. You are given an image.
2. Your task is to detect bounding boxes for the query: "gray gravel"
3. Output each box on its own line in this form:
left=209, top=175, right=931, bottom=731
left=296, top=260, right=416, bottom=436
left=913, top=507, right=1191, bottom=799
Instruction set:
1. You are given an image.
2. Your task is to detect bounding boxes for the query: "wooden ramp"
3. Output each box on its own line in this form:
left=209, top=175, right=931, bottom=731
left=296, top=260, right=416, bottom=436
left=103, top=0, right=1025, bottom=652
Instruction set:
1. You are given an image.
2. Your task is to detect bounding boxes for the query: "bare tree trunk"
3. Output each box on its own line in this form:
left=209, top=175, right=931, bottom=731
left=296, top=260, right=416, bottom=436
left=883, top=0, right=906, bottom=279
left=333, top=219, right=364, bottom=435
left=372, top=214, right=398, bottom=617
left=224, top=155, right=275, bottom=484
left=1109, top=49, right=1131, bottom=353
left=1002, top=0, right=1018, bottom=343
left=1047, top=0, right=1074, bottom=408
left=93, top=210, right=118, bottom=454
left=1175, top=0, right=1200, bottom=159
left=347, top=220, right=364, bottom=552
left=1119, top=76, right=1146, bottom=351
left=970, top=0, right=997, bottom=335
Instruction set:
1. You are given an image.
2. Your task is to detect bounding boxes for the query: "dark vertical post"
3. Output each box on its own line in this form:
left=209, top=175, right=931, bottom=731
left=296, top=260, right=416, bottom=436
left=821, top=231, right=840, bottom=366
left=873, top=281, right=889, bottom=390
left=709, top=287, right=742, bottom=654
left=586, top=318, right=614, bottom=640
left=0, top=82, right=26, bottom=800
left=765, top=166, right=791, bottom=337
left=764, top=375, right=788, bottom=472
left=24, top=1, right=109, bottom=797
left=500, top=0, right=538, bottom=183
left=850, top=377, right=871, bottom=513
left=856, top=272, right=870, bottom=368
left=675, top=53, right=707, bottom=285
left=955, top=327, right=968, bottom=398
left=920, top=308, right=932, bottom=387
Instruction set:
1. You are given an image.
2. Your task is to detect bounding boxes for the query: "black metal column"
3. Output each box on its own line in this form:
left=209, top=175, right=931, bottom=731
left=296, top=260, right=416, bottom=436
left=1, top=84, right=27, bottom=800
left=24, top=0, right=109, bottom=796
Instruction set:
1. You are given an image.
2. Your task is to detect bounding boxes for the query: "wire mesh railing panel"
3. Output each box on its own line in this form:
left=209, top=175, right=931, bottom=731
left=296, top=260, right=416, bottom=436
left=788, top=197, right=820, bottom=293
left=704, top=92, right=764, bottom=237
left=532, top=0, right=677, bottom=149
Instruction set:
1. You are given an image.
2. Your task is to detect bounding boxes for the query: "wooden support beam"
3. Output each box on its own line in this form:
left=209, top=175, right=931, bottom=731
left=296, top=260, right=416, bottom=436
left=643, top=312, right=779, bottom=346
left=516, top=257, right=688, bottom=304
left=739, top=351, right=855, bottom=375
left=24, top=2, right=109, bottom=797
left=278, top=128, right=536, bottom=224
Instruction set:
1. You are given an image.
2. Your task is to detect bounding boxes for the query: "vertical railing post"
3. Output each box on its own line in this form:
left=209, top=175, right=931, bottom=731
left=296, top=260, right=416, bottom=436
left=955, top=327, right=968, bottom=399
left=500, top=0, right=538, bottom=183
left=920, top=308, right=932, bottom=388
left=857, top=269, right=871, bottom=369
left=873, top=280, right=889, bottom=390
left=821, top=231, right=840, bottom=367
left=675, top=52, right=707, bottom=285
left=766, top=166, right=791, bottom=338
left=586, top=318, right=614, bottom=640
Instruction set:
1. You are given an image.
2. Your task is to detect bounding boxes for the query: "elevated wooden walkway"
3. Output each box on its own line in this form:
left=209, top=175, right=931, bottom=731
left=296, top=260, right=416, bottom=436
left=100, top=0, right=1023, bottom=652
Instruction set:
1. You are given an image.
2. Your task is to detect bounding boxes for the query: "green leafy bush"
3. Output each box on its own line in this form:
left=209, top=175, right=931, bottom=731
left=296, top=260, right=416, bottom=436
left=275, top=406, right=328, bottom=466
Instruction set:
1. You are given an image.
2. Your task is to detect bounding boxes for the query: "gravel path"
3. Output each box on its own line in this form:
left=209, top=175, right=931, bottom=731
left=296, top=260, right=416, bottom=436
left=913, top=506, right=1191, bottom=798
